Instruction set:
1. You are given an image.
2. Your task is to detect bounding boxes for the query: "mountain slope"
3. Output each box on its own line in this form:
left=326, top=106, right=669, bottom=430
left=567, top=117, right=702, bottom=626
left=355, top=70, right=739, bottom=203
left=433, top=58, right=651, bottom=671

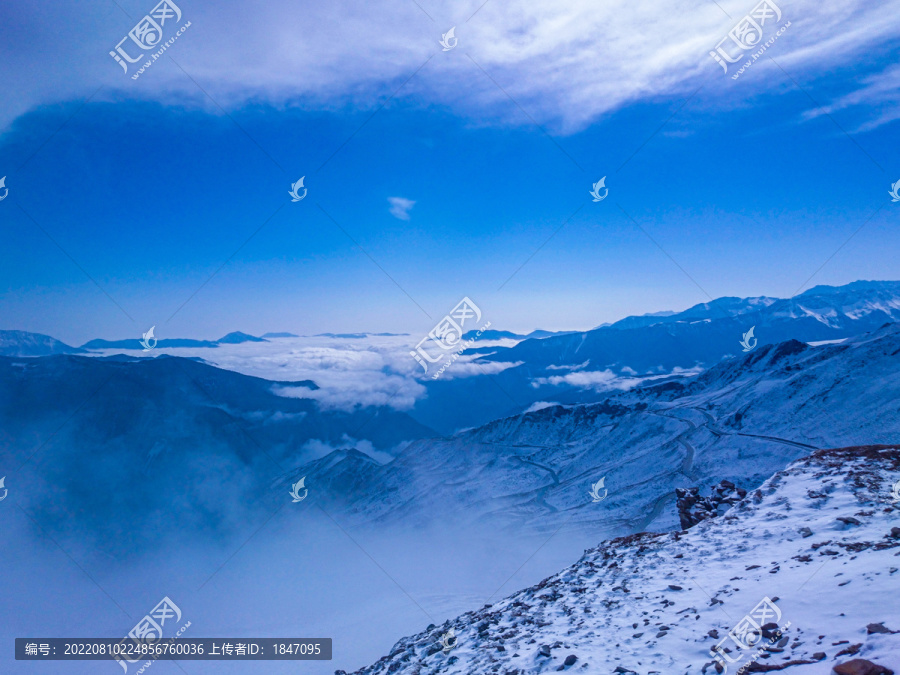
left=298, top=325, right=900, bottom=538
left=0, top=354, right=435, bottom=553
left=0, top=330, right=83, bottom=356
left=345, top=445, right=900, bottom=675
left=413, top=281, right=900, bottom=433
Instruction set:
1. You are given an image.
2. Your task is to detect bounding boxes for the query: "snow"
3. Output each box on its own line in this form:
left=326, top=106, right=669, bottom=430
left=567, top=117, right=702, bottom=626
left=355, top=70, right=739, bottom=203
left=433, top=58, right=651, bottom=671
left=347, top=446, right=900, bottom=675
left=313, top=326, right=900, bottom=539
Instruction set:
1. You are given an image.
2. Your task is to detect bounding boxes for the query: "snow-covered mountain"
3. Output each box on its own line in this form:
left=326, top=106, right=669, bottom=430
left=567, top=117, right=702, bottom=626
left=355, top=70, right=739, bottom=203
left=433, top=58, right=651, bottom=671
left=344, top=445, right=900, bottom=675
left=413, top=281, right=900, bottom=433
left=606, top=296, right=777, bottom=330
left=0, top=329, right=83, bottom=356
left=293, top=324, right=900, bottom=538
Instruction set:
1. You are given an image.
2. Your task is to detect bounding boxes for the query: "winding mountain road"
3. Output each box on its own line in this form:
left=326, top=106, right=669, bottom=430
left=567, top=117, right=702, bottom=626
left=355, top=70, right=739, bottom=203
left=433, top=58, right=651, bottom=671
left=634, top=404, right=819, bottom=530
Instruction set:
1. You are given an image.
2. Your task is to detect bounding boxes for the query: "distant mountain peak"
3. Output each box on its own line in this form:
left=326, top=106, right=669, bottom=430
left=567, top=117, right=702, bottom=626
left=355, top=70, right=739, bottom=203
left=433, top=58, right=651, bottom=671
left=0, top=330, right=83, bottom=357
left=216, top=331, right=267, bottom=344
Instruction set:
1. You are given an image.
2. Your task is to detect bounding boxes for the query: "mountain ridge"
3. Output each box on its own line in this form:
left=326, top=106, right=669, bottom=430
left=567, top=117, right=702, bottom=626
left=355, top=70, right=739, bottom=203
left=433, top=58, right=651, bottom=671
left=294, top=325, right=900, bottom=537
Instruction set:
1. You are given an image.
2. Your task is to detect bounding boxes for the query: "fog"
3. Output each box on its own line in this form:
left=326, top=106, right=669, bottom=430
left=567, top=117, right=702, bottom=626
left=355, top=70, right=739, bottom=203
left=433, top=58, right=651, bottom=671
left=3, top=500, right=602, bottom=674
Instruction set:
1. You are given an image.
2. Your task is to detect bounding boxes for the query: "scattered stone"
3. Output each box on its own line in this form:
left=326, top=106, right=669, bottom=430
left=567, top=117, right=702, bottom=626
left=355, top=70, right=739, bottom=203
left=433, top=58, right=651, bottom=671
left=832, top=658, right=895, bottom=675
left=836, top=644, right=863, bottom=658
left=799, top=527, right=813, bottom=538
left=564, top=654, right=577, bottom=666
left=866, top=623, right=892, bottom=635
left=838, top=517, right=862, bottom=526
left=812, top=652, right=826, bottom=661
left=668, top=585, right=683, bottom=591
left=656, top=631, right=667, bottom=638
left=708, top=629, right=719, bottom=639
left=890, top=527, right=900, bottom=539
left=538, top=645, right=551, bottom=658
left=743, top=659, right=820, bottom=671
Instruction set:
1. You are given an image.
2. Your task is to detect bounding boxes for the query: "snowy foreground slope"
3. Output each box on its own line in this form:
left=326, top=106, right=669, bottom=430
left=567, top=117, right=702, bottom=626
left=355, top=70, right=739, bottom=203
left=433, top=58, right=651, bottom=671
left=344, top=446, right=900, bottom=675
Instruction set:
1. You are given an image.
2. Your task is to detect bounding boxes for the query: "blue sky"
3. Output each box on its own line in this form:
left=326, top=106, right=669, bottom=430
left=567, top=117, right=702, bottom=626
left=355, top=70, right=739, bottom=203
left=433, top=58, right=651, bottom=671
left=0, top=0, right=899, bottom=345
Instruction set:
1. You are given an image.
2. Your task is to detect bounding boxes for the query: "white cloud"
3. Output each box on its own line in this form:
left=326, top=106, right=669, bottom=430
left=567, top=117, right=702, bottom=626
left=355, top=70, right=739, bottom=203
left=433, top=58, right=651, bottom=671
left=801, top=63, right=900, bottom=132
left=431, top=357, right=523, bottom=380
left=546, top=360, right=590, bottom=371
left=533, top=366, right=703, bottom=391
left=388, top=197, right=416, bottom=220
left=149, top=335, right=427, bottom=411
left=2, top=0, right=898, bottom=133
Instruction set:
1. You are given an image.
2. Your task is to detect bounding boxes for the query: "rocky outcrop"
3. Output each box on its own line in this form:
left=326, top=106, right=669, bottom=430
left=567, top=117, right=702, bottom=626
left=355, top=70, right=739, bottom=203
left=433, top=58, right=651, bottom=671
left=676, top=479, right=747, bottom=529
left=833, top=658, right=895, bottom=675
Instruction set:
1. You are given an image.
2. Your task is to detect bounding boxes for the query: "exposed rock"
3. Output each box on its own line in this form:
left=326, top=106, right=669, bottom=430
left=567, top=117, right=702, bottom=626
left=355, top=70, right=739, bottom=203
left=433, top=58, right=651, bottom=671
left=744, top=659, right=820, bottom=671
left=564, top=654, right=577, bottom=666
left=676, top=480, right=747, bottom=529
left=836, top=644, right=863, bottom=657
left=832, top=659, right=895, bottom=675
left=866, top=623, right=893, bottom=635
left=799, top=527, right=813, bottom=538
